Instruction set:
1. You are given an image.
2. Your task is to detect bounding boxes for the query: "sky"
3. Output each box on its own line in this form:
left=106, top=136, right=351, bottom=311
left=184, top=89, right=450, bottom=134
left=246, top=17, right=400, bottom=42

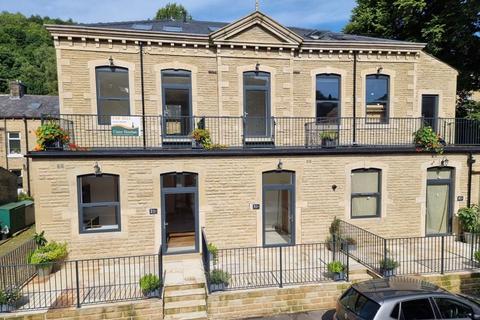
left=1, top=0, right=357, bottom=32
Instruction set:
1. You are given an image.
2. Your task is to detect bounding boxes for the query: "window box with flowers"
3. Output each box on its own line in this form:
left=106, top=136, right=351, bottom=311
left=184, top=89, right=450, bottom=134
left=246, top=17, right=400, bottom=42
left=413, top=126, right=445, bottom=154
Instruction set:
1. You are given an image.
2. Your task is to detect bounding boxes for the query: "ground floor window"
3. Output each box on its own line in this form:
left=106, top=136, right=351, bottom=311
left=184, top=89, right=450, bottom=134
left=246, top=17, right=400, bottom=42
left=351, top=169, right=381, bottom=218
left=262, top=170, right=295, bottom=246
left=78, top=174, right=120, bottom=233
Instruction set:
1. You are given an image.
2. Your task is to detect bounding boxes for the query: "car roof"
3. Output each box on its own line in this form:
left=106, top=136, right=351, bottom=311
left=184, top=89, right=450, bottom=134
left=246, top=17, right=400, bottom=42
left=352, top=277, right=448, bottom=303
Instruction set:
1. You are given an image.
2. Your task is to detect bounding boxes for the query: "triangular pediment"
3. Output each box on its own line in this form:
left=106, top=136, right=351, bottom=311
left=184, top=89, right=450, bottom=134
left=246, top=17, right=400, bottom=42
left=210, top=11, right=303, bottom=48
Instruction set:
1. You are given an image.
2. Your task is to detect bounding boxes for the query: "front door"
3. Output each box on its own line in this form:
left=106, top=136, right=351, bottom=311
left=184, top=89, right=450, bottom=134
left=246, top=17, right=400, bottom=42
left=422, top=94, right=439, bottom=131
left=244, top=71, right=271, bottom=141
left=426, top=167, right=453, bottom=235
left=161, top=172, right=198, bottom=254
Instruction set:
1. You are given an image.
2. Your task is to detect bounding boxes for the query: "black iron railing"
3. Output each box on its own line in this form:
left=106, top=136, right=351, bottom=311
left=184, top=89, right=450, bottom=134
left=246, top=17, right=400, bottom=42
left=337, top=220, right=480, bottom=277
left=0, top=239, right=37, bottom=290
left=0, top=252, right=163, bottom=313
left=40, top=114, right=480, bottom=151
left=204, top=240, right=349, bottom=292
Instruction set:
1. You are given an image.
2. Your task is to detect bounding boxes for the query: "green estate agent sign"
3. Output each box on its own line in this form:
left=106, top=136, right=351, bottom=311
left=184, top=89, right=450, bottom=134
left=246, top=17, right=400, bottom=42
left=111, top=116, right=142, bottom=136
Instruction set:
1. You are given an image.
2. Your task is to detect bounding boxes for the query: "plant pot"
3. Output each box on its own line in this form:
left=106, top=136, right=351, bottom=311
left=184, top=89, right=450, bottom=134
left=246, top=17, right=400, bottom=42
left=44, top=140, right=63, bottom=151
left=341, top=243, right=356, bottom=252
left=37, top=264, right=53, bottom=277
left=382, top=268, right=396, bottom=277
left=464, top=232, right=473, bottom=244
left=210, top=283, right=228, bottom=292
left=142, top=289, right=159, bottom=298
left=333, top=272, right=345, bottom=281
left=0, top=304, right=16, bottom=312
left=321, top=139, right=337, bottom=148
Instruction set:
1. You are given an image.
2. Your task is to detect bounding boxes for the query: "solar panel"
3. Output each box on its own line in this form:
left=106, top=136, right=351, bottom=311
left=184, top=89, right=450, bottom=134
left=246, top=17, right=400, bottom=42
left=163, top=26, right=183, bottom=32
left=131, top=23, right=153, bottom=31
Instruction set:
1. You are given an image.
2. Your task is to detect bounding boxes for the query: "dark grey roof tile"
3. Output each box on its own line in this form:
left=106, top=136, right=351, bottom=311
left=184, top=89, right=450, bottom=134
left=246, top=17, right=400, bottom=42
left=0, top=95, right=59, bottom=119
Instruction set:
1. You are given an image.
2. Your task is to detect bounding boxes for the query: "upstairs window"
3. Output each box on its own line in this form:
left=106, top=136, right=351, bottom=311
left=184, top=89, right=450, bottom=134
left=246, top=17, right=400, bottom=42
left=7, top=132, right=21, bottom=156
left=366, top=74, right=389, bottom=124
left=351, top=169, right=381, bottom=218
left=96, top=67, right=130, bottom=125
left=78, top=174, right=120, bottom=233
left=316, top=74, right=340, bottom=121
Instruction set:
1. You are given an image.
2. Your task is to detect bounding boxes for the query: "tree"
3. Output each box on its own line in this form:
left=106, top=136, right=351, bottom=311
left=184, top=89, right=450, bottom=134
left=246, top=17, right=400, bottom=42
left=0, top=12, right=72, bottom=95
left=155, top=3, right=191, bottom=21
left=344, top=0, right=480, bottom=107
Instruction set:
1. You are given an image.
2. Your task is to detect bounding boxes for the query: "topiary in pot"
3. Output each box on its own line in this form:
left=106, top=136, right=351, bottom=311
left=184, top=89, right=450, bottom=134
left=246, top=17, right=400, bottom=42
left=327, top=260, right=345, bottom=281
left=209, top=269, right=230, bottom=292
left=341, top=237, right=357, bottom=252
left=457, top=205, right=480, bottom=244
left=380, top=258, right=399, bottom=277
left=0, top=287, right=21, bottom=312
left=207, top=243, right=218, bottom=264
left=319, top=131, right=338, bottom=148
left=139, top=274, right=161, bottom=297
left=28, top=241, right=68, bottom=276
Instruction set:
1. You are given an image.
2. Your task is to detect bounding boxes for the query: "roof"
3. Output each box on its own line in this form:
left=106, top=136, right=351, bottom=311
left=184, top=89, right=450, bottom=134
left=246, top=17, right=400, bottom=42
left=0, top=94, right=59, bottom=119
left=79, top=18, right=413, bottom=45
left=352, top=277, right=447, bottom=303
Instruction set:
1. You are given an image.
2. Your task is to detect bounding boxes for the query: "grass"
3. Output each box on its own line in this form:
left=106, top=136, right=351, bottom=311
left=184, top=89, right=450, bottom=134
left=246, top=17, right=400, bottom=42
left=0, top=224, right=35, bottom=257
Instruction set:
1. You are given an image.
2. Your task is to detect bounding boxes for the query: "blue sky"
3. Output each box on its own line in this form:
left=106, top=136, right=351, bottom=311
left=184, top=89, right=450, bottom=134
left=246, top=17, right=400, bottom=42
left=1, top=0, right=356, bottom=32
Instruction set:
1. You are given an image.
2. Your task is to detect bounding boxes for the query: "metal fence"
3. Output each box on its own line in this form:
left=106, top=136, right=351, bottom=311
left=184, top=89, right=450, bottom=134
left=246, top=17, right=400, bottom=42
left=41, top=114, right=480, bottom=150
left=202, top=230, right=349, bottom=292
left=337, top=220, right=480, bottom=277
left=0, top=252, right=163, bottom=313
left=0, top=239, right=37, bottom=290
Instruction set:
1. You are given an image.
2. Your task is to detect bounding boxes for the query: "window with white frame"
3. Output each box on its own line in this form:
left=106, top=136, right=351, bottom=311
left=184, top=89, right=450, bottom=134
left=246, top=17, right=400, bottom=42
left=7, top=132, right=21, bottom=156
left=351, top=169, right=381, bottom=218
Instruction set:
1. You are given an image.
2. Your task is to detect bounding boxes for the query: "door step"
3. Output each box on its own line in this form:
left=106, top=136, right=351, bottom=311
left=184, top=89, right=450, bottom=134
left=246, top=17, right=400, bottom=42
left=164, top=283, right=207, bottom=319
left=164, top=311, right=208, bottom=320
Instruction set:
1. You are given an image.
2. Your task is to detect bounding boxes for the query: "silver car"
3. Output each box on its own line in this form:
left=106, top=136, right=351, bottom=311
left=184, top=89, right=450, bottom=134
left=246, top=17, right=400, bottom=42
left=335, top=277, right=480, bottom=320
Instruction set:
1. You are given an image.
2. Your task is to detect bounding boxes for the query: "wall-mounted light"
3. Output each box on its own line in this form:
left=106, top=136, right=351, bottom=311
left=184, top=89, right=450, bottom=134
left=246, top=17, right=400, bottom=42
left=255, top=62, right=260, bottom=72
left=441, top=157, right=449, bottom=167
left=277, top=159, right=283, bottom=171
left=377, top=66, right=383, bottom=74
left=331, top=184, right=337, bottom=191
left=93, top=162, right=102, bottom=176
left=109, top=56, right=114, bottom=67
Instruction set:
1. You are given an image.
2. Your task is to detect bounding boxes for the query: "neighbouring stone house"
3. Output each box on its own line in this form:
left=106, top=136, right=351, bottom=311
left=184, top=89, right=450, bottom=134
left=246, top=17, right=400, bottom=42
left=31, top=10, right=480, bottom=259
left=0, top=81, right=59, bottom=195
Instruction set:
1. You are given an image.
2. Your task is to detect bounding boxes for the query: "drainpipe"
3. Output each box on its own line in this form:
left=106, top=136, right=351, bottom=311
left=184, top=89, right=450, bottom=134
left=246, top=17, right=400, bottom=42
left=467, top=152, right=475, bottom=207
left=23, top=117, right=31, bottom=196
left=139, top=41, right=147, bottom=149
left=3, top=118, right=8, bottom=170
left=352, top=52, right=357, bottom=145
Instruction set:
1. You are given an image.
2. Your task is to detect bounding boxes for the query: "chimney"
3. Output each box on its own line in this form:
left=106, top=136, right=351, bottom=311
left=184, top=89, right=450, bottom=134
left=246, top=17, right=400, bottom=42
left=9, top=80, right=26, bottom=99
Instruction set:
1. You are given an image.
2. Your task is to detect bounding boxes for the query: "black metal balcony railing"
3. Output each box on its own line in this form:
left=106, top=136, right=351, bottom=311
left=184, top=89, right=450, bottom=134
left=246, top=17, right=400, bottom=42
left=41, top=114, right=480, bottom=151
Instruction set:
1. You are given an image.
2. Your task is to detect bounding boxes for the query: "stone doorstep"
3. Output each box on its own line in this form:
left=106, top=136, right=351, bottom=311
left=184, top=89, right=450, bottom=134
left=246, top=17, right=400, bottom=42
left=163, top=310, right=208, bottom=320
left=164, top=288, right=206, bottom=303
left=165, top=283, right=205, bottom=293
left=163, top=299, right=207, bottom=315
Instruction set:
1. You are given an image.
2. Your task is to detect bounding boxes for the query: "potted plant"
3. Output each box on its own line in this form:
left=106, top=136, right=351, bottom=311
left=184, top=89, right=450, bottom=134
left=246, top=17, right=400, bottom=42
left=413, top=126, right=444, bottom=154
left=320, top=131, right=338, bottom=148
left=28, top=241, right=68, bottom=277
left=0, top=287, right=21, bottom=312
left=35, top=121, right=70, bottom=151
left=209, top=269, right=230, bottom=292
left=341, top=237, right=357, bottom=252
left=329, top=216, right=341, bottom=236
left=327, top=261, right=345, bottom=281
left=139, top=274, right=161, bottom=298
left=380, top=258, right=399, bottom=277
left=207, top=243, right=218, bottom=264
left=457, top=205, right=480, bottom=243
left=192, top=128, right=212, bottom=149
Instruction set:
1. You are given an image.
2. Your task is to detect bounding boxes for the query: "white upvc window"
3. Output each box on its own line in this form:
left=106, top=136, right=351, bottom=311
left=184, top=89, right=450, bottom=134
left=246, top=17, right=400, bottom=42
left=7, top=132, right=21, bottom=156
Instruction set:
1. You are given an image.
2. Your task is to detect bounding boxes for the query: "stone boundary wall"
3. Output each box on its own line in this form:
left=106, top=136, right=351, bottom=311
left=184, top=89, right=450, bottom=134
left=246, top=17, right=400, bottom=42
left=0, top=299, right=163, bottom=320
left=420, top=272, right=480, bottom=295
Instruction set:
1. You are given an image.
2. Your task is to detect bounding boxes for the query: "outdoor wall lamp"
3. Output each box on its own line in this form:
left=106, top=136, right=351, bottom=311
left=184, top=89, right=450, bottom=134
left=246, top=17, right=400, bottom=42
left=255, top=62, right=260, bottom=72
left=377, top=66, right=383, bottom=74
left=441, top=157, right=449, bottom=167
left=332, top=184, right=337, bottom=191
left=277, top=159, right=283, bottom=171
left=109, top=56, right=114, bottom=67
left=93, top=162, right=102, bottom=176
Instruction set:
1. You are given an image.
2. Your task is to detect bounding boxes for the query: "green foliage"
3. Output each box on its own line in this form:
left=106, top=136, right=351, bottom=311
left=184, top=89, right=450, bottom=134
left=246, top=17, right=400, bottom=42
left=457, top=99, right=480, bottom=120
left=327, top=260, right=345, bottom=273
left=457, top=205, right=480, bottom=233
left=155, top=3, right=191, bottom=21
left=191, top=128, right=227, bottom=150
left=207, top=243, right=218, bottom=261
left=344, top=0, right=480, bottom=103
left=17, top=192, right=33, bottom=202
left=413, top=126, right=444, bottom=154
left=33, top=230, right=47, bottom=247
left=329, top=217, right=341, bottom=235
left=320, top=131, right=338, bottom=141
left=139, top=274, right=161, bottom=295
left=28, top=241, right=67, bottom=265
left=380, top=258, right=399, bottom=270
left=0, top=12, right=73, bottom=95
left=474, top=251, right=480, bottom=263
left=35, top=122, right=70, bottom=150
left=209, top=269, right=230, bottom=285
left=0, top=287, right=21, bottom=306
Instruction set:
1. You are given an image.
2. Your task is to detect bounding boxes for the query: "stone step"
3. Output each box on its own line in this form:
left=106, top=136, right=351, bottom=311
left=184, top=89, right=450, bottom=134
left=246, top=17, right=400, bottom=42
left=348, top=268, right=369, bottom=275
left=163, top=253, right=202, bottom=262
left=348, top=273, right=372, bottom=283
left=164, top=288, right=206, bottom=302
left=165, top=282, right=205, bottom=293
left=164, top=311, right=208, bottom=320
left=164, top=299, right=207, bottom=315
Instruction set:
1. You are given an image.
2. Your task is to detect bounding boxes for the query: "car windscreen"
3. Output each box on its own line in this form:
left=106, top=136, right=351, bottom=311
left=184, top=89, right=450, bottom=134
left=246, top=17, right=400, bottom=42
left=340, top=288, right=380, bottom=320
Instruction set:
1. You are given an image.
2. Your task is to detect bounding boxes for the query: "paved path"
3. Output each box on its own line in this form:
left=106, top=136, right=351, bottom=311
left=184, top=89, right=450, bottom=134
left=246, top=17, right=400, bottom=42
left=247, top=309, right=335, bottom=320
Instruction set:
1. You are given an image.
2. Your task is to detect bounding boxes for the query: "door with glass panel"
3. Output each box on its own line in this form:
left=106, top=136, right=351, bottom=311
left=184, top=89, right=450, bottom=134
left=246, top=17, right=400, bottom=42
left=161, top=172, right=198, bottom=254
left=262, top=171, right=295, bottom=246
left=161, top=70, right=192, bottom=142
left=244, top=71, right=271, bottom=142
left=426, top=167, right=453, bottom=235
left=422, top=94, right=439, bottom=132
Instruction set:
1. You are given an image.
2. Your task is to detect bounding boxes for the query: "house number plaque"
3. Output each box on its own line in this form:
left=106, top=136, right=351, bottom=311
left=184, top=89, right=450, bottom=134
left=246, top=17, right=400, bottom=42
left=457, top=196, right=464, bottom=201
left=149, top=208, right=158, bottom=215
left=252, top=204, right=260, bottom=210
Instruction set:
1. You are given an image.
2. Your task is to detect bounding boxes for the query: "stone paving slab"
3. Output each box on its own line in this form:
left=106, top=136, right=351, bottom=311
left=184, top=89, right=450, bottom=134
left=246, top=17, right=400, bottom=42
left=246, top=309, right=334, bottom=320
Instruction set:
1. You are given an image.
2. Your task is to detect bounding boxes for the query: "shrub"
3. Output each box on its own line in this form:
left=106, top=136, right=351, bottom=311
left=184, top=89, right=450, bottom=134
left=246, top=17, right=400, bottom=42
left=139, top=274, right=161, bottom=295
left=327, top=261, right=345, bottom=273
left=35, top=122, right=70, bottom=151
left=17, top=192, right=33, bottom=202
left=413, top=126, right=444, bottom=154
left=28, top=241, right=68, bottom=265
left=33, top=231, right=47, bottom=247
left=329, top=217, right=341, bottom=235
left=320, top=131, right=338, bottom=141
left=0, top=288, right=21, bottom=306
left=207, top=243, right=218, bottom=262
left=210, top=269, right=230, bottom=285
left=380, top=258, right=399, bottom=270
left=457, top=205, right=480, bottom=233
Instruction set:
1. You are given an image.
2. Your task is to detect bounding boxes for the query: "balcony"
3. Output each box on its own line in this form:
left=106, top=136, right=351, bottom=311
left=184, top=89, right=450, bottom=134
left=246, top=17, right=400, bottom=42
left=40, top=114, right=480, bottom=152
